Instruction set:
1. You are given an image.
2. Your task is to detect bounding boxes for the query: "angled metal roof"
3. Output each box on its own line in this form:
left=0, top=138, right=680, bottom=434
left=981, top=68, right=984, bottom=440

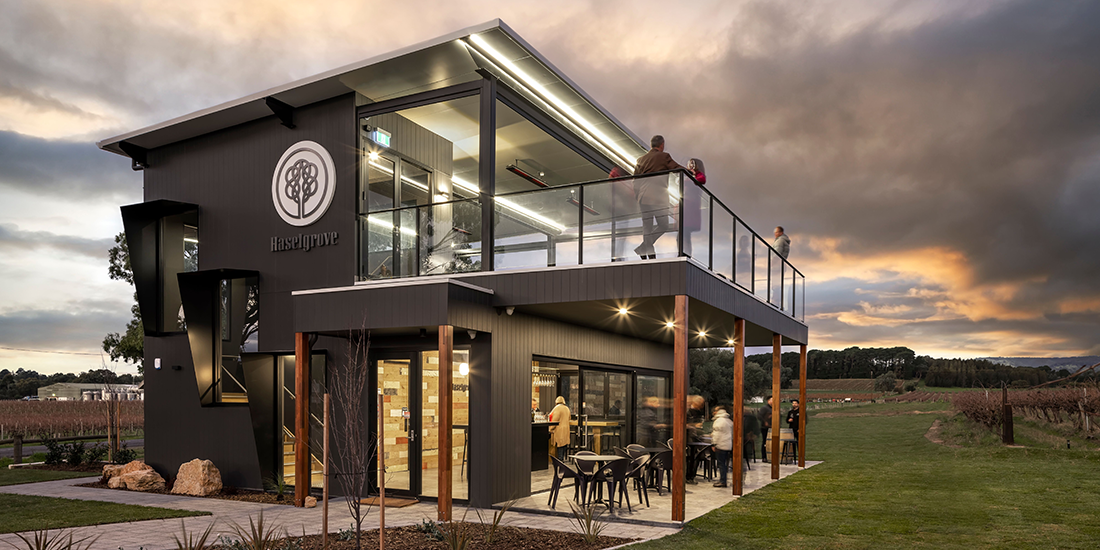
left=97, top=19, right=647, bottom=169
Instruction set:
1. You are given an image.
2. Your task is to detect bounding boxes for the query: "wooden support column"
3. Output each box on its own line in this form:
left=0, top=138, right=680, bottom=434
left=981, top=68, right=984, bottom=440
left=672, top=295, right=689, bottom=522
left=438, top=325, right=454, bottom=521
left=799, top=344, right=808, bottom=468
left=771, top=333, right=781, bottom=480
left=732, top=318, right=745, bottom=496
left=294, top=332, right=311, bottom=507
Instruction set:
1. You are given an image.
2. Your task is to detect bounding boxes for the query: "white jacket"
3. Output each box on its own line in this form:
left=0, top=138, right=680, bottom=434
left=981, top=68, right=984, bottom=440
left=711, top=410, right=733, bottom=451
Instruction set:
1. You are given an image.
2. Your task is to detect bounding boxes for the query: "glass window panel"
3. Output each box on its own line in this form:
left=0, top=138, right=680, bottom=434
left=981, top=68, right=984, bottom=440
left=495, top=100, right=607, bottom=194
left=494, top=187, right=579, bottom=270
left=735, top=221, right=753, bottom=291
left=363, top=211, right=397, bottom=280
left=713, top=206, right=734, bottom=281
left=360, top=94, right=481, bottom=209
left=582, top=371, right=606, bottom=418
left=770, top=250, right=783, bottom=308
left=397, top=208, right=418, bottom=277
left=582, top=175, right=666, bottom=263
left=683, top=177, right=710, bottom=265
left=399, top=160, right=431, bottom=208
left=363, top=154, right=395, bottom=212
left=419, top=199, right=482, bottom=275
left=754, top=237, right=770, bottom=302
left=636, top=375, right=671, bottom=447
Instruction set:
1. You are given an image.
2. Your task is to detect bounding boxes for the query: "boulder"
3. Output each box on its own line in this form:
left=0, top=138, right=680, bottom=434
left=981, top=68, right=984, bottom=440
left=107, top=475, right=125, bottom=489
left=170, top=459, right=222, bottom=496
left=103, top=460, right=148, bottom=481
left=304, top=496, right=317, bottom=508
left=119, top=469, right=166, bottom=492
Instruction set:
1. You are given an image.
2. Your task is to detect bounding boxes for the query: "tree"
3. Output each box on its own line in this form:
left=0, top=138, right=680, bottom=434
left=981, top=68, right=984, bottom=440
left=331, top=329, right=378, bottom=549
left=874, top=372, right=898, bottom=393
left=102, top=233, right=144, bottom=372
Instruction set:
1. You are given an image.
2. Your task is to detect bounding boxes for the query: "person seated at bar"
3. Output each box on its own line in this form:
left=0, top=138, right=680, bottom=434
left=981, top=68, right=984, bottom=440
left=609, top=399, right=623, bottom=416
left=549, top=396, right=571, bottom=461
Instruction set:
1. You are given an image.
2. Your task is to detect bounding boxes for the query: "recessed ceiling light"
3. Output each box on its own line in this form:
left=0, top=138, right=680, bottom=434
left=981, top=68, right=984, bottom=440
left=665, top=321, right=675, bottom=328
left=618, top=308, right=628, bottom=315
left=727, top=339, right=736, bottom=346
left=699, top=331, right=707, bottom=338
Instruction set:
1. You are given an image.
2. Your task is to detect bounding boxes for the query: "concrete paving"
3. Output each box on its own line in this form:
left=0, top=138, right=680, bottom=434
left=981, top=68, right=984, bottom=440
left=508, top=459, right=823, bottom=526
left=0, top=477, right=679, bottom=549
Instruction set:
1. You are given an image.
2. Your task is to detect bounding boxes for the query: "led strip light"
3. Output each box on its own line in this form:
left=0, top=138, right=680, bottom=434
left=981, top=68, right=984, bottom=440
left=465, top=34, right=640, bottom=172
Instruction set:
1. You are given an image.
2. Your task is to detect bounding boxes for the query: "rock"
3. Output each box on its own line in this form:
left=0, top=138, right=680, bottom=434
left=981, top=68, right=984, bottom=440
left=304, top=496, right=317, bottom=508
left=170, top=459, right=222, bottom=496
left=102, top=464, right=124, bottom=481
left=120, top=469, right=166, bottom=492
left=119, top=460, right=152, bottom=476
left=107, top=475, right=125, bottom=489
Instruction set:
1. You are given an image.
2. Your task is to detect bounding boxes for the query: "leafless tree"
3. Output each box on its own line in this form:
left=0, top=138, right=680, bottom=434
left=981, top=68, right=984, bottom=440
left=329, top=328, right=377, bottom=550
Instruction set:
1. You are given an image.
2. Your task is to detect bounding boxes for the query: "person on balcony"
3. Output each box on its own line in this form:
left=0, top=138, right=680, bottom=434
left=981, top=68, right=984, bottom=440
left=633, top=135, right=685, bottom=259
left=773, top=226, right=791, bottom=259
left=681, top=158, right=707, bottom=257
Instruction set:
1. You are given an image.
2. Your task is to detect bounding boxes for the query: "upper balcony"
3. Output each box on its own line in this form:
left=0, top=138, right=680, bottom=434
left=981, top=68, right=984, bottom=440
left=358, top=169, right=806, bottom=323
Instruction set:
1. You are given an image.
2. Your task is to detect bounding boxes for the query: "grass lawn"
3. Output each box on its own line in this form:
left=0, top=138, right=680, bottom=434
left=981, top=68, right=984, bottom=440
left=0, top=467, right=98, bottom=487
left=0, top=494, right=207, bottom=534
left=629, top=401, right=1100, bottom=549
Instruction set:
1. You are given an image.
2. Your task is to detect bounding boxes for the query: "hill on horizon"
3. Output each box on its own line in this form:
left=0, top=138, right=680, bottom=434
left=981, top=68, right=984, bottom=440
left=981, top=356, right=1100, bottom=369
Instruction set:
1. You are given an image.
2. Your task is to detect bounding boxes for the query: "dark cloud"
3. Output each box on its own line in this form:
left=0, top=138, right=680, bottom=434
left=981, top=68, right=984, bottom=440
left=0, top=131, right=141, bottom=199
left=0, top=222, right=115, bottom=259
left=0, top=303, right=130, bottom=351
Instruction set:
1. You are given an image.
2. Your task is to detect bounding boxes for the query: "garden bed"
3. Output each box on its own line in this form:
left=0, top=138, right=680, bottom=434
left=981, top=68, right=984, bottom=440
left=76, top=480, right=295, bottom=505
left=24, top=462, right=105, bottom=472
left=275, top=523, right=632, bottom=550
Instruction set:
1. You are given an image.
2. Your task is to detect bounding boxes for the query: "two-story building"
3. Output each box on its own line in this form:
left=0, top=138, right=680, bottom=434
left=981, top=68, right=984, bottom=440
left=98, top=20, right=807, bottom=522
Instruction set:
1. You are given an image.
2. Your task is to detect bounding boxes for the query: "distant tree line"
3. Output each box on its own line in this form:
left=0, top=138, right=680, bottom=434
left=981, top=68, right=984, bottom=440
left=922, top=359, right=1078, bottom=388
left=0, top=368, right=142, bottom=400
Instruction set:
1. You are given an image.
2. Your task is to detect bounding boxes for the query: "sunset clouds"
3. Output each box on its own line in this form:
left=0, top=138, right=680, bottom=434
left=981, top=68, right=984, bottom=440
left=1, top=0, right=1098, bottom=373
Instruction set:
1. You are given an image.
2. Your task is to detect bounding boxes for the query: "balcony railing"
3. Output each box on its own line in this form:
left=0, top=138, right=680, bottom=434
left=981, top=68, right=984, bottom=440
left=358, top=170, right=806, bottom=323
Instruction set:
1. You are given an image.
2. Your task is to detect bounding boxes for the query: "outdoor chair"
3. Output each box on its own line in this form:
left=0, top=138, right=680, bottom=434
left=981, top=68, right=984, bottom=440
left=601, top=457, right=636, bottom=512
left=627, top=454, right=651, bottom=508
left=666, top=438, right=675, bottom=450
left=626, top=444, right=647, bottom=459
left=573, top=451, right=599, bottom=505
left=648, top=450, right=673, bottom=496
left=548, top=455, right=582, bottom=509
left=743, top=439, right=756, bottom=465
left=613, top=447, right=630, bottom=458
left=695, top=445, right=715, bottom=480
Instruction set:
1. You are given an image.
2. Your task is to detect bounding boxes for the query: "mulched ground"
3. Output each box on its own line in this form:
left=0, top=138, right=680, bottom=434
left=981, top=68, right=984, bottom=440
left=270, top=523, right=633, bottom=550
left=76, top=480, right=295, bottom=505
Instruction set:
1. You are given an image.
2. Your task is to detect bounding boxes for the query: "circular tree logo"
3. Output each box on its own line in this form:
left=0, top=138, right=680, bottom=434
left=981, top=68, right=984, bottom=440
left=271, top=141, right=336, bottom=226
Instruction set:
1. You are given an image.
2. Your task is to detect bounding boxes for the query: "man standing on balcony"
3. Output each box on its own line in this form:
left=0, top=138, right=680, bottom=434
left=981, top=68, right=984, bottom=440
left=773, top=226, right=791, bottom=259
left=634, top=135, right=684, bottom=259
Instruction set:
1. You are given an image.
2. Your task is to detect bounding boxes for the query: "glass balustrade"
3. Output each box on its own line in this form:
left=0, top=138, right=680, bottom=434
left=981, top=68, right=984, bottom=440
left=357, top=169, right=806, bottom=323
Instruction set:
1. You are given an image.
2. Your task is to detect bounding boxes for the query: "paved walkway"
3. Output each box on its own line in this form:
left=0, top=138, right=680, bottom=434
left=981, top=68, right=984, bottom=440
left=0, top=478, right=679, bottom=549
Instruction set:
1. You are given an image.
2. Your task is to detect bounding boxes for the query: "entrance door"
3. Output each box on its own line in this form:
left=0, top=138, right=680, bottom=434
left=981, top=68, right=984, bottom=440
left=373, top=353, right=420, bottom=496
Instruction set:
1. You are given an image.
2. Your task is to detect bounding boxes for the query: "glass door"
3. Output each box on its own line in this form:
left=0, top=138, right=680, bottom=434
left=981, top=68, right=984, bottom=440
left=374, top=354, right=418, bottom=496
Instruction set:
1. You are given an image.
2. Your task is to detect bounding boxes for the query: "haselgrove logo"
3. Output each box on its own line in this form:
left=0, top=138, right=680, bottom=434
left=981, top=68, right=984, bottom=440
left=271, top=141, right=335, bottom=227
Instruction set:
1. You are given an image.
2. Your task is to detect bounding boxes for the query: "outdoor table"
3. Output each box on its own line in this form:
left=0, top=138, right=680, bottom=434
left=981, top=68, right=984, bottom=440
left=571, top=455, right=626, bottom=506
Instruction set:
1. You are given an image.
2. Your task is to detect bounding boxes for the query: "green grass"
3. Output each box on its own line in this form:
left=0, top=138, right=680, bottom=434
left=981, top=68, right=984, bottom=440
left=629, top=402, right=1100, bottom=549
left=0, top=494, right=207, bottom=534
left=0, top=466, right=98, bottom=487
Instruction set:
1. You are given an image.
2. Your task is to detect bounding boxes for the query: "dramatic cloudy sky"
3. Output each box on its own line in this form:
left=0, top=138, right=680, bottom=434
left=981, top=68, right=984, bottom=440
left=1, top=0, right=1098, bottom=374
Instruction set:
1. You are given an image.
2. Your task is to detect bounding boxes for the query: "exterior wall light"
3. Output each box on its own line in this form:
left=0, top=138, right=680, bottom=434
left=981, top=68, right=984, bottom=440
left=467, top=330, right=477, bottom=339
left=459, top=363, right=470, bottom=376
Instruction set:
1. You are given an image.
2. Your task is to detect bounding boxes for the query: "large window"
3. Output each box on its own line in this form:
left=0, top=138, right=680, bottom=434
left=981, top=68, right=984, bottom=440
left=214, top=276, right=258, bottom=404
left=495, top=100, right=607, bottom=194
left=359, top=95, right=482, bottom=280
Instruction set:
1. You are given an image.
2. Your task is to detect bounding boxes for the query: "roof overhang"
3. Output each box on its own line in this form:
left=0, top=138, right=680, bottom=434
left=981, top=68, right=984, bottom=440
left=97, top=19, right=647, bottom=170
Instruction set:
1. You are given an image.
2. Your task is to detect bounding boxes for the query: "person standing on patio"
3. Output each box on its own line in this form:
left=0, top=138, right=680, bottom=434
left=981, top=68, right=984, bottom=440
left=633, top=135, right=685, bottom=259
left=711, top=406, right=733, bottom=488
left=758, top=396, right=773, bottom=462
left=787, top=399, right=802, bottom=442
left=549, top=396, right=571, bottom=461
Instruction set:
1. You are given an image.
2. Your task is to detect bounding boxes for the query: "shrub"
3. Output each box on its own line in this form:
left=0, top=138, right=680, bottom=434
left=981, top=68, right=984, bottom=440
left=42, top=438, right=65, bottom=465
left=64, top=441, right=87, bottom=466
left=113, top=444, right=137, bottom=464
left=85, top=443, right=107, bottom=463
